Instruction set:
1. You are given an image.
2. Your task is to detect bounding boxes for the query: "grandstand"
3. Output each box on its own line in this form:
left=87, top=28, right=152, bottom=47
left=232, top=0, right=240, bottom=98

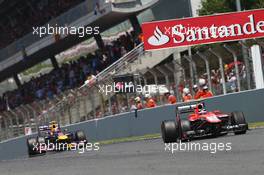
left=0, top=0, right=168, bottom=140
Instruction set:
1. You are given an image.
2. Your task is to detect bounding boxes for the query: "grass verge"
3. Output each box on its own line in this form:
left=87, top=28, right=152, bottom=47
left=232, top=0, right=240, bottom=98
left=99, top=133, right=161, bottom=145
left=248, top=122, right=264, bottom=129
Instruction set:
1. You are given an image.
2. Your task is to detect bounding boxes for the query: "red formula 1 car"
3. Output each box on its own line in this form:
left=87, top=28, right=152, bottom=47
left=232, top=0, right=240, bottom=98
left=161, top=101, right=248, bottom=143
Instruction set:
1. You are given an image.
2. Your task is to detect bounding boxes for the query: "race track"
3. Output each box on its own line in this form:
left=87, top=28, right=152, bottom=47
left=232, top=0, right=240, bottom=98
left=0, top=128, right=264, bottom=175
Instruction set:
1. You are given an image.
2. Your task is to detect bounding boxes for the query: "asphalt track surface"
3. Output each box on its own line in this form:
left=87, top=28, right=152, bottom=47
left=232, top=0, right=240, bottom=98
left=0, top=128, right=264, bottom=175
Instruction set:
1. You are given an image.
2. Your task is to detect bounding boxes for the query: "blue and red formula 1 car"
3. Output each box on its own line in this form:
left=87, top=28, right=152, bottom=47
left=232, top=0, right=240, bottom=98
left=26, top=121, right=87, bottom=156
left=161, top=101, right=248, bottom=143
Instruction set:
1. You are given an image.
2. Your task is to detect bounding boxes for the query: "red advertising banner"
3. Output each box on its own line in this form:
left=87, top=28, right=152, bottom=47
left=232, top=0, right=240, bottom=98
left=142, top=9, right=264, bottom=51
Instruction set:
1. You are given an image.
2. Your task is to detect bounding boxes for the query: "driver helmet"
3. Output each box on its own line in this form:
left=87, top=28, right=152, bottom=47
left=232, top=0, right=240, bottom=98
left=196, top=103, right=207, bottom=114
left=50, top=121, right=58, bottom=132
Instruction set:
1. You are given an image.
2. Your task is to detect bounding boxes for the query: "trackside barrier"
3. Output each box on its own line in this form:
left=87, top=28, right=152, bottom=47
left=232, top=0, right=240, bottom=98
left=0, top=88, right=264, bottom=160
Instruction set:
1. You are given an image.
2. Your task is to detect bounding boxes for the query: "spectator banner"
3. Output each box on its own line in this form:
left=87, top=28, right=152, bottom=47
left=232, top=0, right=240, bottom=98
left=142, top=9, right=264, bottom=51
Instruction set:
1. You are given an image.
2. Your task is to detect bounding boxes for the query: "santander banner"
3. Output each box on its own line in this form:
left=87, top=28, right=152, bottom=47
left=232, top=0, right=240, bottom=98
left=142, top=9, right=264, bottom=51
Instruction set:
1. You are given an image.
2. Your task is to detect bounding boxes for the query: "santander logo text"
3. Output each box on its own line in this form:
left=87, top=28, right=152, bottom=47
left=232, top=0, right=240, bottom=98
left=142, top=9, right=264, bottom=51
left=148, top=26, right=169, bottom=46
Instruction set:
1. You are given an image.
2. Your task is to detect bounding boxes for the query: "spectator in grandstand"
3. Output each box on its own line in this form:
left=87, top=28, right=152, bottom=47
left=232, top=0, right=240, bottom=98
left=111, top=102, right=119, bottom=115
left=134, top=97, right=143, bottom=109
left=69, top=67, right=76, bottom=88
left=182, top=88, right=192, bottom=102
left=36, top=88, right=45, bottom=100
left=211, top=69, right=221, bottom=95
left=193, top=84, right=203, bottom=100
left=91, top=52, right=100, bottom=74
left=0, top=31, right=141, bottom=112
left=0, top=97, right=6, bottom=111
left=191, top=79, right=206, bottom=100
left=145, top=94, right=156, bottom=108
left=227, top=72, right=237, bottom=92
left=93, top=0, right=106, bottom=15
left=198, top=78, right=206, bottom=87
left=0, top=0, right=85, bottom=49
left=84, top=74, right=96, bottom=87
left=166, top=92, right=177, bottom=104
left=120, top=46, right=127, bottom=57
left=130, top=100, right=137, bottom=111
left=120, top=105, right=128, bottom=113
left=201, top=86, right=213, bottom=99
left=96, top=110, right=103, bottom=118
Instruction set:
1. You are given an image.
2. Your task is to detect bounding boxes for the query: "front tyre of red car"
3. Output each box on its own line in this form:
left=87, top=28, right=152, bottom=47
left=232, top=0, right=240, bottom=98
left=231, top=111, right=248, bottom=135
left=161, top=120, right=179, bottom=143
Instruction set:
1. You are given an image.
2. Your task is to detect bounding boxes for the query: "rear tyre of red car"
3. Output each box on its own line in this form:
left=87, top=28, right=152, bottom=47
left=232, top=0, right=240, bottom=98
left=161, top=120, right=179, bottom=143
left=180, top=120, right=192, bottom=141
left=231, top=111, right=248, bottom=135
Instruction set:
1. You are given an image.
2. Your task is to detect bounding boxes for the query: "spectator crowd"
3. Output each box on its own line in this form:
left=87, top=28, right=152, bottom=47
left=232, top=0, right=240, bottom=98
left=0, top=31, right=142, bottom=112
left=118, top=60, right=248, bottom=114
left=0, top=0, right=85, bottom=49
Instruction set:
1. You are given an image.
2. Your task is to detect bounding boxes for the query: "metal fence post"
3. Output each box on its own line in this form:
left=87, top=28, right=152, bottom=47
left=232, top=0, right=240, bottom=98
left=0, top=115, right=2, bottom=140
left=75, top=92, right=81, bottom=123
left=16, top=108, right=26, bottom=135
left=239, top=41, right=254, bottom=89
left=9, top=110, right=20, bottom=136
left=148, top=68, right=161, bottom=104
left=2, top=116, right=8, bottom=140
left=165, top=62, right=182, bottom=102
left=141, top=74, right=148, bottom=86
left=183, top=55, right=198, bottom=96
left=209, top=48, right=227, bottom=94
left=108, top=95, right=112, bottom=115
left=156, top=66, right=170, bottom=90
left=89, top=88, right=96, bottom=119
left=223, top=44, right=241, bottom=91
left=4, top=111, right=14, bottom=138
left=21, top=105, right=31, bottom=128
left=82, top=95, right=88, bottom=121
left=27, top=104, right=39, bottom=132
left=1, top=113, right=9, bottom=140
left=183, top=55, right=194, bottom=88
left=197, top=51, right=212, bottom=91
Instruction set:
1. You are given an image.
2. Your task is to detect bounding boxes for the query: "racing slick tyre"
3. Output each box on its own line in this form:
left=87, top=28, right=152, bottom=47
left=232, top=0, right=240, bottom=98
left=75, top=130, right=87, bottom=143
left=161, top=120, right=179, bottom=143
left=231, top=111, right=248, bottom=135
left=37, top=137, right=46, bottom=154
left=27, top=137, right=46, bottom=156
left=181, top=120, right=191, bottom=132
left=27, top=138, right=38, bottom=156
left=180, top=120, right=192, bottom=141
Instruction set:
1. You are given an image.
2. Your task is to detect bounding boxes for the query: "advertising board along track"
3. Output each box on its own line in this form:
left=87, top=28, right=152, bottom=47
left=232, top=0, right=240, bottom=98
left=142, top=9, right=264, bottom=51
